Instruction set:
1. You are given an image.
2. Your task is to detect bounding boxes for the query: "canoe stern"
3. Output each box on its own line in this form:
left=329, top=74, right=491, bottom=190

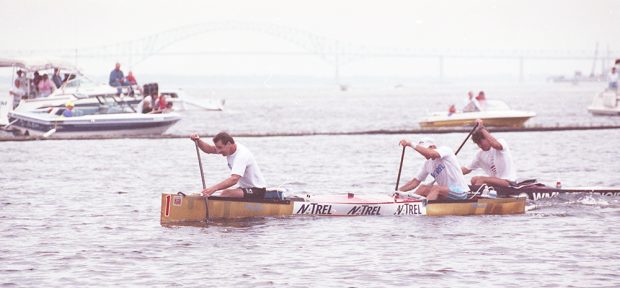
left=426, top=197, right=525, bottom=216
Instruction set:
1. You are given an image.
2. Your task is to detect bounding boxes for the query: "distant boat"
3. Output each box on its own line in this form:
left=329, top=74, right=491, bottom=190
left=588, top=89, right=620, bottom=116
left=547, top=71, right=606, bottom=84
left=418, top=100, right=536, bottom=128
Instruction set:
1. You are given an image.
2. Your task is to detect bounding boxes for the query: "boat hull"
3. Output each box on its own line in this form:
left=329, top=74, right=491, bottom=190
left=8, top=110, right=180, bottom=138
left=587, top=89, right=620, bottom=116
left=419, top=116, right=533, bottom=128
left=160, top=193, right=526, bottom=224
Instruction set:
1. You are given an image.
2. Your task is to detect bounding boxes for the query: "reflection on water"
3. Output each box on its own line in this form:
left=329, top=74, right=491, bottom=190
left=1, top=84, right=620, bottom=287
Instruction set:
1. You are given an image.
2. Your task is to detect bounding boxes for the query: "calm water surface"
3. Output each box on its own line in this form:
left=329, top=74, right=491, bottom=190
left=1, top=83, right=620, bottom=287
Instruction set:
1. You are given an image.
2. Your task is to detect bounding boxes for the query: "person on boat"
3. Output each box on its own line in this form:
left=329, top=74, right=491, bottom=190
left=448, top=104, right=457, bottom=116
left=37, top=74, right=56, bottom=98
left=16, top=70, right=28, bottom=90
left=397, top=137, right=469, bottom=201
left=9, top=79, right=26, bottom=109
left=463, top=91, right=481, bottom=112
left=52, top=68, right=63, bottom=89
left=157, top=94, right=167, bottom=111
left=141, top=97, right=153, bottom=113
left=109, top=62, right=128, bottom=95
left=461, top=120, right=516, bottom=187
left=32, top=71, right=42, bottom=97
left=125, top=71, right=142, bottom=96
left=608, top=67, right=618, bottom=90
left=190, top=132, right=267, bottom=199
left=62, top=101, right=75, bottom=117
left=475, top=91, right=487, bottom=110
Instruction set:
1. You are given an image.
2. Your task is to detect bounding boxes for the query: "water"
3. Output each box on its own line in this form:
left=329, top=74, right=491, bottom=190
left=1, top=81, right=620, bottom=287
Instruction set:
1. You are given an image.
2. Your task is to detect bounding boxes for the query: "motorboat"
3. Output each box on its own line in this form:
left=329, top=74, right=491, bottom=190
left=8, top=94, right=181, bottom=138
left=587, top=89, right=620, bottom=115
left=0, top=57, right=223, bottom=126
left=418, top=100, right=536, bottom=128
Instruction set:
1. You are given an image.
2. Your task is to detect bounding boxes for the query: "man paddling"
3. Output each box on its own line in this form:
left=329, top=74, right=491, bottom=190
left=397, top=137, right=470, bottom=201
left=190, top=132, right=267, bottom=198
left=461, top=120, right=516, bottom=187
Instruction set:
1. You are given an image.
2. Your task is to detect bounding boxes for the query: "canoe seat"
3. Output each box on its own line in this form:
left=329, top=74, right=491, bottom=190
left=265, top=190, right=284, bottom=200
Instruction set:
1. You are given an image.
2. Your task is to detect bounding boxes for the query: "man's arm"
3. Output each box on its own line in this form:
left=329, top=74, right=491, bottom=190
left=479, top=128, right=503, bottom=150
left=190, top=134, right=217, bottom=154
left=462, top=166, right=472, bottom=175
left=399, top=178, right=421, bottom=192
left=399, top=139, right=441, bottom=159
left=475, top=119, right=503, bottom=150
left=414, top=146, right=441, bottom=159
left=202, top=175, right=241, bottom=196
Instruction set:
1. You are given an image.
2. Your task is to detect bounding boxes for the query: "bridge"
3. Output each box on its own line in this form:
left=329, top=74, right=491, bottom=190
left=2, top=21, right=617, bottom=83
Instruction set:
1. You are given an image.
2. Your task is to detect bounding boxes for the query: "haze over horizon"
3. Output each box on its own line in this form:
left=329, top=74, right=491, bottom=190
left=1, top=0, right=619, bottom=80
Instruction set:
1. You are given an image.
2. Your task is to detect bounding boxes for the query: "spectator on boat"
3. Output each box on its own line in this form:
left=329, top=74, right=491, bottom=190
left=52, top=68, right=63, bottom=88
left=62, top=101, right=75, bottom=117
left=109, top=62, right=128, bottom=95
left=141, top=97, right=153, bottom=113
left=448, top=104, right=457, bottom=116
left=476, top=91, right=487, bottom=110
left=32, top=71, right=42, bottom=97
left=125, top=71, right=142, bottom=96
left=396, top=137, right=469, bottom=201
left=608, top=67, right=618, bottom=90
left=463, top=91, right=481, bottom=112
left=461, top=119, right=516, bottom=187
left=9, top=79, right=26, bottom=109
left=37, top=74, right=56, bottom=97
left=16, top=70, right=28, bottom=89
left=126, top=71, right=137, bottom=85
left=191, top=132, right=267, bottom=199
left=157, top=94, right=167, bottom=111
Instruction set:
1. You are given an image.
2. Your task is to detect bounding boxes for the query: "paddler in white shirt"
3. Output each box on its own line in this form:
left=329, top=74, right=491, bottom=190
left=190, top=131, right=267, bottom=198
left=461, top=120, right=517, bottom=187
left=397, top=137, right=470, bottom=201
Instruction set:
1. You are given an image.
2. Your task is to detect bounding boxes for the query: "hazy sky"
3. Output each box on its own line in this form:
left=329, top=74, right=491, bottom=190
left=1, top=0, right=619, bottom=78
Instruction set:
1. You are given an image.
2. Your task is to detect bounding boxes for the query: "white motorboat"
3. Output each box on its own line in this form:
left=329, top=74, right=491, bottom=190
left=588, top=89, right=620, bottom=115
left=419, top=100, right=536, bottom=128
left=0, top=57, right=224, bottom=126
left=7, top=94, right=181, bottom=138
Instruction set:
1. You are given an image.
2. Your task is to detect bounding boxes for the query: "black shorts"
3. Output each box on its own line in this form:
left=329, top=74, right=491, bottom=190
left=241, top=187, right=267, bottom=199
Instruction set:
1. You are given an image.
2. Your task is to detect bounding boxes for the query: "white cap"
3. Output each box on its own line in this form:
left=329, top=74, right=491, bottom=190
left=416, top=137, right=436, bottom=148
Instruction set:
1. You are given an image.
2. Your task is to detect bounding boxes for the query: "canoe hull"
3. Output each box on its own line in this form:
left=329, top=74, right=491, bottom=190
left=161, top=193, right=525, bottom=224
left=426, top=197, right=525, bottom=216
left=471, top=185, right=620, bottom=200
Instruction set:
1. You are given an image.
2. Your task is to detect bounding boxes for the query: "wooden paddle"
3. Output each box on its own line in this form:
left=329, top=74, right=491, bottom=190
left=394, top=145, right=406, bottom=191
left=194, top=139, right=207, bottom=190
left=456, top=122, right=480, bottom=156
left=194, top=139, right=209, bottom=221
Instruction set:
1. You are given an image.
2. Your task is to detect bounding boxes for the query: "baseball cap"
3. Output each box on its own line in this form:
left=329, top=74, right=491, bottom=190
left=417, top=137, right=436, bottom=148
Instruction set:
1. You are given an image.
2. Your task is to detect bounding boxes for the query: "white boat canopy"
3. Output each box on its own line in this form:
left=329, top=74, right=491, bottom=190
left=0, top=57, right=79, bottom=72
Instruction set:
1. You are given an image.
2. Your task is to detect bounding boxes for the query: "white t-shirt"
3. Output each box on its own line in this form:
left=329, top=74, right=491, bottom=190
left=415, top=146, right=469, bottom=191
left=465, top=138, right=516, bottom=181
left=227, top=143, right=266, bottom=189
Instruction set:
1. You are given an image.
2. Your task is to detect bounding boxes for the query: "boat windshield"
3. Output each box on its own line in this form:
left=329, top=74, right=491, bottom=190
left=482, top=100, right=511, bottom=111
left=63, top=75, right=96, bottom=89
